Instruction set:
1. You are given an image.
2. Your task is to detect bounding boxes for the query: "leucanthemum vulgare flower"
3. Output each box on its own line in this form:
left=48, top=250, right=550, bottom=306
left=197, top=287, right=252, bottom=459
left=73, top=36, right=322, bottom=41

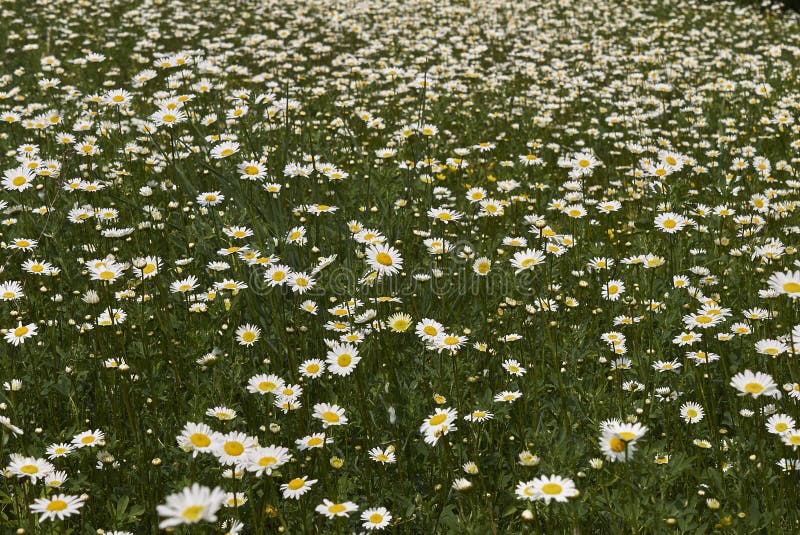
left=599, top=421, right=647, bottom=462
left=235, top=324, right=261, bottom=346
left=368, top=446, right=396, bottom=464
left=295, top=433, right=331, bottom=451
left=416, top=318, right=444, bottom=342
left=46, top=443, right=74, bottom=459
left=768, top=270, right=800, bottom=298
left=516, top=475, right=578, bottom=504
left=213, top=431, right=257, bottom=466
left=654, top=212, right=691, bottom=233
left=730, top=370, right=780, bottom=398
left=766, top=414, right=795, bottom=435
left=281, top=476, right=317, bottom=499
left=325, top=342, right=361, bottom=376
left=510, top=248, right=545, bottom=273
left=0, top=281, right=24, bottom=301
left=206, top=406, right=237, bottom=421
left=365, top=243, right=403, bottom=276
left=680, top=402, right=705, bottom=423
left=177, top=422, right=220, bottom=457
left=170, top=276, right=199, bottom=294
left=247, top=374, right=285, bottom=395
left=30, top=494, right=86, bottom=522
left=244, top=445, right=292, bottom=476
left=387, top=313, right=413, bottom=332
left=4, top=323, right=37, bottom=346
left=463, top=409, right=494, bottom=423
left=8, top=456, right=54, bottom=483
left=420, top=407, right=457, bottom=446
left=157, top=484, right=226, bottom=529
left=315, top=499, right=358, bottom=519
left=313, top=403, right=348, bottom=428
left=72, top=429, right=104, bottom=448
left=299, top=359, right=325, bottom=379
left=361, top=507, right=392, bottom=530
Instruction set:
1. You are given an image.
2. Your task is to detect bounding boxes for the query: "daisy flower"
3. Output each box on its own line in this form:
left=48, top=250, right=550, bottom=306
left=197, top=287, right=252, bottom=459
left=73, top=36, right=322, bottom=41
left=8, top=456, right=54, bottom=483
left=299, top=359, right=325, bottom=379
left=528, top=475, right=578, bottom=503
left=730, top=369, right=780, bottom=398
left=177, top=422, right=219, bottom=457
left=281, top=476, right=317, bottom=499
left=295, top=433, right=330, bottom=451
left=368, top=446, right=396, bottom=464
left=235, top=324, right=261, bottom=346
left=245, top=445, right=292, bottom=476
left=30, top=494, right=85, bottom=522
left=156, top=484, right=226, bottom=529
left=213, top=431, right=257, bottom=466
left=680, top=402, right=705, bottom=423
left=463, top=410, right=494, bottom=423
left=361, top=507, right=392, bottom=530
left=72, top=429, right=104, bottom=448
left=365, top=244, right=403, bottom=276
left=246, top=374, right=285, bottom=395
left=46, top=443, right=74, bottom=459
left=315, top=499, right=358, bottom=518
left=494, top=391, right=522, bottom=403
left=4, top=323, right=37, bottom=346
left=510, top=248, right=545, bottom=273
left=325, top=342, right=361, bottom=376
left=313, top=403, right=348, bottom=428
left=768, top=270, right=800, bottom=298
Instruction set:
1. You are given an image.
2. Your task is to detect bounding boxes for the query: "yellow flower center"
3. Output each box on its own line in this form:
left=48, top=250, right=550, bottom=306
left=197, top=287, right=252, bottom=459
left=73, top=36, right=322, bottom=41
left=429, top=413, right=447, bottom=426
left=306, top=364, right=320, bottom=374
left=287, top=478, right=305, bottom=490
left=782, top=282, right=800, bottom=294
left=610, top=437, right=625, bottom=453
left=181, top=505, right=204, bottom=521
left=322, top=411, right=340, bottom=423
left=20, top=465, right=39, bottom=474
left=224, top=441, right=244, bottom=456
left=744, top=382, right=764, bottom=394
left=46, top=500, right=68, bottom=512
left=189, top=433, right=210, bottom=447
left=337, top=354, right=352, bottom=367
left=663, top=219, right=677, bottom=229
left=142, top=264, right=156, bottom=274
left=375, top=252, right=393, bottom=266
left=241, top=331, right=256, bottom=343
left=259, top=456, right=277, bottom=467
left=369, top=513, right=384, bottom=523
left=307, top=437, right=323, bottom=446
left=12, top=176, right=26, bottom=187
left=776, top=423, right=788, bottom=432
left=540, top=482, right=563, bottom=495
left=13, top=326, right=29, bottom=337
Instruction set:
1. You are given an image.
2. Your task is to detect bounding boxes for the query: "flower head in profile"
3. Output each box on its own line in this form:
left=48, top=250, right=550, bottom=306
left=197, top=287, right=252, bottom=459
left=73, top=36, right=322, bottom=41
left=30, top=494, right=86, bottom=522
left=156, top=484, right=226, bottom=529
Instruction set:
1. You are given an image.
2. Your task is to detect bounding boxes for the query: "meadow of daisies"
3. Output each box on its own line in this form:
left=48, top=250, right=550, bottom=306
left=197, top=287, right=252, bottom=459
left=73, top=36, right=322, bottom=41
left=2, top=0, right=800, bottom=532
